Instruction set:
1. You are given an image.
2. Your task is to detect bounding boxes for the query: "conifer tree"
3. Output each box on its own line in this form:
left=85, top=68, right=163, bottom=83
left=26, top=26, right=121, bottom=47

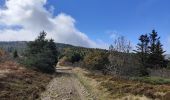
left=136, top=30, right=167, bottom=69
left=135, top=34, right=149, bottom=66
left=149, top=30, right=158, bottom=53
left=24, top=31, right=59, bottom=73
left=147, top=30, right=166, bottom=68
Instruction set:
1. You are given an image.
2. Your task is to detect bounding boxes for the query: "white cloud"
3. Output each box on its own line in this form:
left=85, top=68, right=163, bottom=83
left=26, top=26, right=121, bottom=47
left=0, top=0, right=106, bottom=48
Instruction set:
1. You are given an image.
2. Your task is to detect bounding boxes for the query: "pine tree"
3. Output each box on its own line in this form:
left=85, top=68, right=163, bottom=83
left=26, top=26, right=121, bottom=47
left=135, top=34, right=150, bottom=76
left=135, top=30, right=167, bottom=70
left=46, top=39, right=59, bottom=64
left=155, top=40, right=166, bottom=67
left=135, top=34, right=149, bottom=66
left=148, top=30, right=166, bottom=68
left=24, top=31, right=59, bottom=73
left=149, top=30, right=158, bottom=53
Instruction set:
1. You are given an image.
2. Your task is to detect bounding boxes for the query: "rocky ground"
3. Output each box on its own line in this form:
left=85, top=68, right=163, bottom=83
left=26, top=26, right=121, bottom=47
left=40, top=66, right=94, bottom=100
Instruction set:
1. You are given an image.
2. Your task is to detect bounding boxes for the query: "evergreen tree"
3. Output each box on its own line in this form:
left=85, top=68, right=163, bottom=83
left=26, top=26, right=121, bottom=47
left=134, top=34, right=150, bottom=76
left=135, top=30, right=167, bottom=69
left=147, top=30, right=166, bottom=68
left=149, top=30, right=158, bottom=53
left=46, top=39, right=59, bottom=64
left=155, top=40, right=166, bottom=67
left=135, top=34, right=149, bottom=66
left=13, top=50, right=18, bottom=58
left=24, top=31, right=59, bottom=73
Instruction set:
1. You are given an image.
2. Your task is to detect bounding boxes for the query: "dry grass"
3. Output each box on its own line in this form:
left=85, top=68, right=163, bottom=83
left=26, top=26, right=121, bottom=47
left=73, top=67, right=170, bottom=100
left=0, top=61, right=53, bottom=100
left=73, top=68, right=103, bottom=99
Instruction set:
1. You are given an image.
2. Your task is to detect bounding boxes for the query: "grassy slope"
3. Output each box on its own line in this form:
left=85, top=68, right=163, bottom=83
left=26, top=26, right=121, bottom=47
left=0, top=61, right=53, bottom=100
left=73, top=67, right=170, bottom=100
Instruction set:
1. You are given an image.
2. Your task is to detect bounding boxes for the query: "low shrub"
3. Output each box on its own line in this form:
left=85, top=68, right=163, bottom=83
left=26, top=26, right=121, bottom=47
left=83, top=51, right=109, bottom=70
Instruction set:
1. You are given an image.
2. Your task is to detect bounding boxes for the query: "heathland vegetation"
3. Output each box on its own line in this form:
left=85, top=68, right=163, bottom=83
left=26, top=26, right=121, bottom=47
left=60, top=30, right=169, bottom=76
left=0, top=30, right=170, bottom=99
left=58, top=29, right=170, bottom=99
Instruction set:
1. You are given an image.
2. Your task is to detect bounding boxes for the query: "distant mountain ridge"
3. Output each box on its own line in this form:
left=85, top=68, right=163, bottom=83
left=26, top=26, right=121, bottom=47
left=0, top=41, right=169, bottom=59
left=0, top=41, right=88, bottom=54
left=0, top=41, right=104, bottom=51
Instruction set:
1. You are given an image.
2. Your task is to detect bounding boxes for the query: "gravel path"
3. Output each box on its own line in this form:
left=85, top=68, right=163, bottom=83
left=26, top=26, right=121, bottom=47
left=40, top=66, right=93, bottom=100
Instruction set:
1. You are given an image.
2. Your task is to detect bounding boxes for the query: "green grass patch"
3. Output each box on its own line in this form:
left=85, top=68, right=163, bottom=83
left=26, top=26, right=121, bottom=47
left=131, top=77, right=170, bottom=85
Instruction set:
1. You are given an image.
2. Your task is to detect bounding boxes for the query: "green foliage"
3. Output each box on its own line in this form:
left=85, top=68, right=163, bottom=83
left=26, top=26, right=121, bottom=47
left=61, top=48, right=83, bottom=63
left=83, top=51, right=109, bottom=70
left=70, top=52, right=82, bottom=63
left=135, top=34, right=149, bottom=66
left=131, top=77, right=170, bottom=85
left=13, top=50, right=18, bottom=58
left=23, top=31, right=58, bottom=73
left=134, top=34, right=150, bottom=76
left=135, top=30, right=166, bottom=69
left=147, top=30, right=166, bottom=68
left=60, top=47, right=107, bottom=64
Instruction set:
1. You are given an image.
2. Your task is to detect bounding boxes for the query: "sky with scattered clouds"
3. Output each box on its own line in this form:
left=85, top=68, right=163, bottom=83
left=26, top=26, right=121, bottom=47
left=0, top=0, right=170, bottom=53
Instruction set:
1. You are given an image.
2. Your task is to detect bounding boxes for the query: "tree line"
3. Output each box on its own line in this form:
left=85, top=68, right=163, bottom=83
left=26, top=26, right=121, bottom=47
left=7, top=29, right=168, bottom=76
left=60, top=29, right=169, bottom=77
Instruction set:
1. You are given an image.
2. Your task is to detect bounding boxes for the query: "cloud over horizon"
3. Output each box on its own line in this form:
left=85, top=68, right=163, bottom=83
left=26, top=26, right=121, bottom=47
left=0, top=0, right=108, bottom=49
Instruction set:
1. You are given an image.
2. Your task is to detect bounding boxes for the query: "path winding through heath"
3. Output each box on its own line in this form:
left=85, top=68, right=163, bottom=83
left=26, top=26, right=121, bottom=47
left=40, top=65, right=94, bottom=100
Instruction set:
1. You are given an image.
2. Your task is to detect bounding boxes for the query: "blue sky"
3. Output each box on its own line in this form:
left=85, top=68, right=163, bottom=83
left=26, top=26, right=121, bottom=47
left=0, top=0, right=170, bottom=53
left=47, top=0, right=170, bottom=53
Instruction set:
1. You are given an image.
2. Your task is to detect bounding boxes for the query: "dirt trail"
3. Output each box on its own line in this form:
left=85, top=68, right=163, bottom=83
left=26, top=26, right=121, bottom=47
left=40, top=65, right=94, bottom=100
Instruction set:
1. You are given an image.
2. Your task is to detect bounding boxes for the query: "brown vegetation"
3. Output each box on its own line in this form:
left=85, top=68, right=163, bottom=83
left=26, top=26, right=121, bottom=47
left=0, top=61, right=53, bottom=100
left=73, top=67, right=170, bottom=100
